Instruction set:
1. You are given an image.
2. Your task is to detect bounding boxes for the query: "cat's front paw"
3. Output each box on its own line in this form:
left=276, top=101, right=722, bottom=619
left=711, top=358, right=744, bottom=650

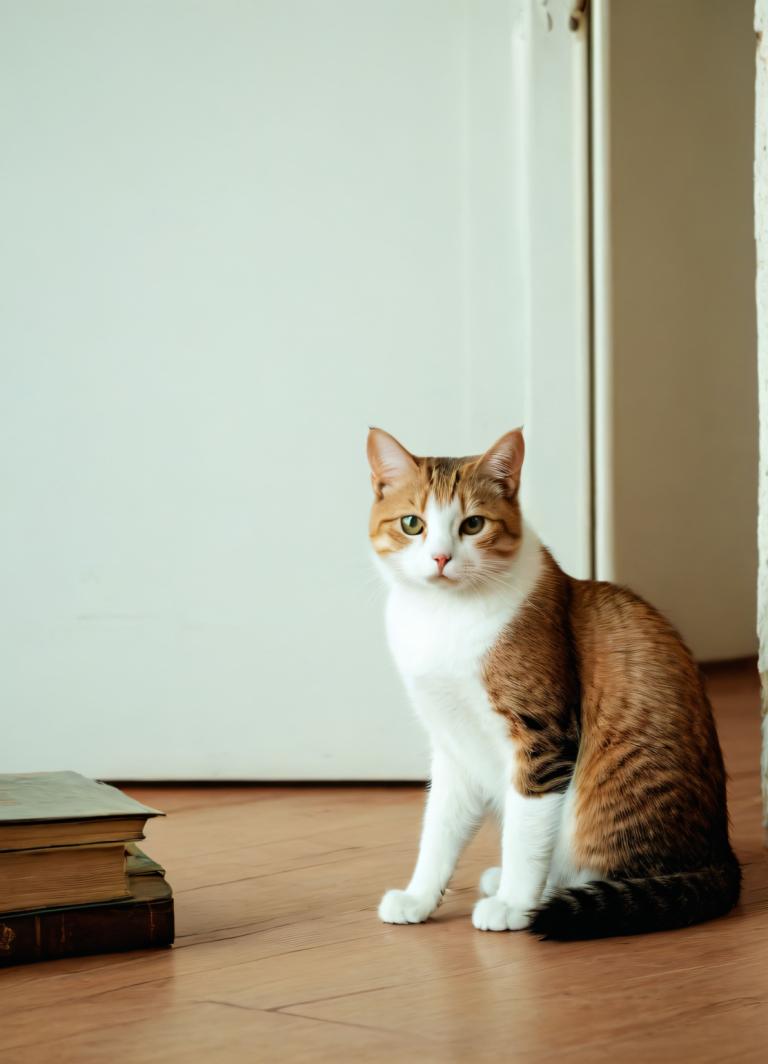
left=479, top=867, right=502, bottom=897
left=472, top=896, right=531, bottom=932
left=378, top=889, right=438, bottom=924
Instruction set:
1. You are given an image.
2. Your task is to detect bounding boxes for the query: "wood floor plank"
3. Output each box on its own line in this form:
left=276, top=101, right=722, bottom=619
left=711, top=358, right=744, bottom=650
left=9, top=1002, right=432, bottom=1064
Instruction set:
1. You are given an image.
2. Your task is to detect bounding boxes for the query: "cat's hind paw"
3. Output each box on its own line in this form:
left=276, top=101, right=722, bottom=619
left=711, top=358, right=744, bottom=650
left=378, top=889, right=437, bottom=925
left=472, top=896, right=531, bottom=932
left=478, top=867, right=502, bottom=897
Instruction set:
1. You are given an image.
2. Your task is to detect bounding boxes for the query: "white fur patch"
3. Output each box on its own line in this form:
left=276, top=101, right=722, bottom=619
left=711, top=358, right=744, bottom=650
left=479, top=866, right=501, bottom=897
left=472, top=896, right=531, bottom=932
left=378, top=889, right=438, bottom=925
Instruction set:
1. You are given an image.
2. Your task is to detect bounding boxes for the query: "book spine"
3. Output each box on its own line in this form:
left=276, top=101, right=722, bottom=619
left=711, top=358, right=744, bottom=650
left=0, top=897, right=174, bottom=967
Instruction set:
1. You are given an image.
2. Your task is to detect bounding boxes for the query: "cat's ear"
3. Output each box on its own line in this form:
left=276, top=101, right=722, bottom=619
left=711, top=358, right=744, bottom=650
left=477, top=429, right=525, bottom=496
left=367, top=428, right=418, bottom=498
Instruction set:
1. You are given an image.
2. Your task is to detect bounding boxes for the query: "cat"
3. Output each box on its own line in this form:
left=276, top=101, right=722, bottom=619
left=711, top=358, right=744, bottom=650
left=367, top=426, right=740, bottom=939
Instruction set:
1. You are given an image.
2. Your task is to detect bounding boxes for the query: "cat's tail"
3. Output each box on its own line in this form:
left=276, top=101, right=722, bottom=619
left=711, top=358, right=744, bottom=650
left=529, top=857, right=741, bottom=941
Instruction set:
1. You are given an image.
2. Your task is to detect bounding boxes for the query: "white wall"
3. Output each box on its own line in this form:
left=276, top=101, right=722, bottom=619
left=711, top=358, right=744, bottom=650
left=593, top=0, right=758, bottom=661
left=0, top=1, right=591, bottom=777
left=9, top=0, right=750, bottom=777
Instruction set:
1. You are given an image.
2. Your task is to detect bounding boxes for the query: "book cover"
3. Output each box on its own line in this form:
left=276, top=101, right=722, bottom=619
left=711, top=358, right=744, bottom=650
left=0, top=772, right=162, bottom=823
left=125, top=843, right=165, bottom=877
left=0, top=773, right=164, bottom=851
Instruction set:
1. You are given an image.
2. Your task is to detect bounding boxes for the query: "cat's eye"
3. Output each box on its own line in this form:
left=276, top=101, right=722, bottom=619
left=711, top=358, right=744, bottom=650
left=460, top=515, right=485, bottom=536
left=400, top=515, right=424, bottom=536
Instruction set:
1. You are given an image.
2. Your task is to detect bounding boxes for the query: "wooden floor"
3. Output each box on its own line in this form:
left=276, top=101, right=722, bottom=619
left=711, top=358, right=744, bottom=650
left=4, top=661, right=767, bottom=1062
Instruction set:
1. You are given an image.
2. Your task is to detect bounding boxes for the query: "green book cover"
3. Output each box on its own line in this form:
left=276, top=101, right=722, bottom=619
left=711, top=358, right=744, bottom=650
left=125, top=843, right=166, bottom=877
left=0, top=772, right=162, bottom=823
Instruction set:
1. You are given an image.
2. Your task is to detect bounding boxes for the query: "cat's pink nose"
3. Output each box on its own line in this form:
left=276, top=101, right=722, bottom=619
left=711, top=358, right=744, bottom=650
left=433, top=554, right=451, bottom=575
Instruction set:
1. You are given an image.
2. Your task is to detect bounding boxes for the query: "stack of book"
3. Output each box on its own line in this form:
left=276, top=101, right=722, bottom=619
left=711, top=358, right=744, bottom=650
left=0, top=771, right=174, bottom=966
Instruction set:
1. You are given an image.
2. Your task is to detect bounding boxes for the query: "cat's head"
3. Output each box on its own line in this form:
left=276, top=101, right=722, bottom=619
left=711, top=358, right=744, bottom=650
left=367, top=428, right=525, bottom=591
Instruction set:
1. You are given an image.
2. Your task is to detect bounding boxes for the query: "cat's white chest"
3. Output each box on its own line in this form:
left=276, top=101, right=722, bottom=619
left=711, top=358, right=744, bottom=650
left=385, top=585, right=511, bottom=680
left=385, top=586, right=519, bottom=798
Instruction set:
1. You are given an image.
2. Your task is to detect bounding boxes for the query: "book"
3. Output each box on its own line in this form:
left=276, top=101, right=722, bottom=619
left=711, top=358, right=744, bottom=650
left=0, top=772, right=162, bottom=851
left=0, top=841, right=129, bottom=912
left=0, top=871, right=174, bottom=967
left=125, top=841, right=165, bottom=877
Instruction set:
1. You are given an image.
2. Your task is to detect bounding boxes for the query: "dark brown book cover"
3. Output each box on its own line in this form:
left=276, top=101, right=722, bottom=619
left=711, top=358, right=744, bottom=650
left=0, top=873, right=174, bottom=967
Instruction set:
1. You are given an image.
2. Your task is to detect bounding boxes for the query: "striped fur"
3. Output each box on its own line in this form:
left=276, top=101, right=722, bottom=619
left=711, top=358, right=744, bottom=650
left=531, top=861, right=742, bottom=940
